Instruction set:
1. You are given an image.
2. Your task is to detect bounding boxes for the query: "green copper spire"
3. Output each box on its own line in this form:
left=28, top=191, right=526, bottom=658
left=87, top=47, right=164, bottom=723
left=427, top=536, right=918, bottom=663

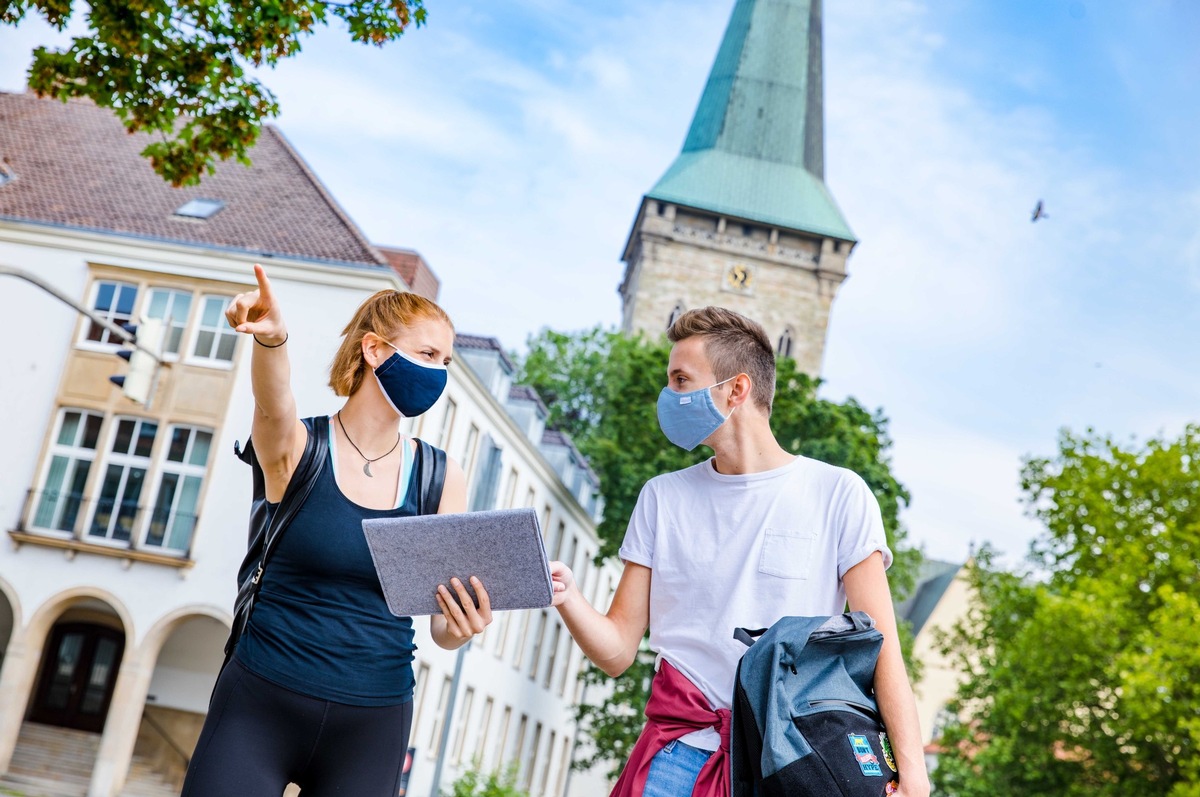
left=647, top=0, right=855, bottom=241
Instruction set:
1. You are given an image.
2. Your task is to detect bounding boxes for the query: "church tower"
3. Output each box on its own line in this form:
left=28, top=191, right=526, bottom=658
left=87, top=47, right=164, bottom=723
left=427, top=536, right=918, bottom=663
left=619, top=0, right=855, bottom=376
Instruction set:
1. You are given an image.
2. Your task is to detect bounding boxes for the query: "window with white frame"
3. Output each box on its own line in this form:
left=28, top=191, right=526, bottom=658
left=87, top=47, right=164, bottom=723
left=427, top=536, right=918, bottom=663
left=451, top=686, right=475, bottom=765
left=469, top=435, right=503, bottom=511
left=31, top=409, right=105, bottom=532
left=83, top=281, right=138, bottom=346
left=411, top=662, right=432, bottom=743
left=144, top=287, right=194, bottom=356
left=563, top=535, right=579, bottom=573
left=144, top=425, right=212, bottom=551
left=494, top=705, right=512, bottom=766
left=461, top=423, right=480, bottom=475
left=557, top=643, right=576, bottom=698
left=542, top=621, right=562, bottom=690
left=504, top=467, right=519, bottom=508
left=494, top=612, right=512, bottom=660
left=512, top=714, right=528, bottom=773
left=528, top=610, right=548, bottom=681
left=549, top=520, right=565, bottom=560
left=475, top=696, right=495, bottom=767
left=524, top=722, right=542, bottom=791
left=88, top=417, right=158, bottom=542
left=428, top=676, right=453, bottom=759
left=554, top=736, right=572, bottom=797
left=512, top=611, right=532, bottom=670
left=436, top=399, right=457, bottom=450
left=191, top=295, right=238, bottom=363
left=539, top=730, right=557, bottom=797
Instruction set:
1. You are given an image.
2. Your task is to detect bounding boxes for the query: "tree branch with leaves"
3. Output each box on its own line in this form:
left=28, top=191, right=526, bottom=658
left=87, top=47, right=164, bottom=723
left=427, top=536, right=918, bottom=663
left=1, top=0, right=426, bottom=185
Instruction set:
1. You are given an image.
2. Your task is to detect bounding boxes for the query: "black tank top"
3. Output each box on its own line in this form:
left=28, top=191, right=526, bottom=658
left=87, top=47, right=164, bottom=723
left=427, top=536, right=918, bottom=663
left=236, top=443, right=420, bottom=705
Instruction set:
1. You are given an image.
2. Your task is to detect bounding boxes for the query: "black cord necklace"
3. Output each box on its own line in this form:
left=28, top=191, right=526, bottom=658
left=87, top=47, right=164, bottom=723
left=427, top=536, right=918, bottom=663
left=336, top=411, right=401, bottom=478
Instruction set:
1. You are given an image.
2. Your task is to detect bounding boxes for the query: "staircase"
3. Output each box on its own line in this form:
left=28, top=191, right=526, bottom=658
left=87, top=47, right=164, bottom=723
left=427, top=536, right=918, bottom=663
left=0, top=722, right=180, bottom=797
left=1, top=721, right=95, bottom=796
left=119, top=757, right=180, bottom=797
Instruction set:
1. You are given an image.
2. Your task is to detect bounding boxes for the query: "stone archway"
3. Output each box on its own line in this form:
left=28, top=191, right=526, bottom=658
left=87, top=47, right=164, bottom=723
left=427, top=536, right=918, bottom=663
left=0, top=589, right=131, bottom=795
left=130, top=610, right=228, bottom=791
left=0, top=576, right=20, bottom=680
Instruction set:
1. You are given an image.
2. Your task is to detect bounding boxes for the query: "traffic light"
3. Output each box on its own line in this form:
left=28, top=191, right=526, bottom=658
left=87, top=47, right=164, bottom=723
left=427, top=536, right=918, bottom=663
left=110, top=316, right=164, bottom=406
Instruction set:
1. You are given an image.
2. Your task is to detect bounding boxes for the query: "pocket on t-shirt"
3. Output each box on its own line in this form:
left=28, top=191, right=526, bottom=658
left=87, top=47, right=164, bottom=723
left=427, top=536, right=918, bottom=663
left=758, top=528, right=817, bottom=579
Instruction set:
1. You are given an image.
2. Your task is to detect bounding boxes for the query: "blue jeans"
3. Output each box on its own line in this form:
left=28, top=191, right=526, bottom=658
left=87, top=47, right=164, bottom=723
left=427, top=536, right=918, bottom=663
left=643, top=739, right=713, bottom=796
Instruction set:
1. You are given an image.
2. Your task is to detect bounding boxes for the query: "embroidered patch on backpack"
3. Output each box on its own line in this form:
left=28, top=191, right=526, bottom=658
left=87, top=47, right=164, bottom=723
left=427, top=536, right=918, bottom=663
left=879, top=731, right=897, bottom=772
left=848, top=733, right=883, bottom=776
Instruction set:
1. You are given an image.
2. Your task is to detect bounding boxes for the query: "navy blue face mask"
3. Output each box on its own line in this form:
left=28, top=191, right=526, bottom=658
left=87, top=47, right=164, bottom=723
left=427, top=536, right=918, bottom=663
left=656, top=376, right=736, bottom=451
left=373, top=341, right=448, bottom=417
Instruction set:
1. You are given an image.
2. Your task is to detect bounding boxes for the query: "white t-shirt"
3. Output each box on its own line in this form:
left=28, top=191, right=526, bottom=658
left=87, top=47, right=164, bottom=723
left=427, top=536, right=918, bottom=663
left=618, top=455, right=892, bottom=750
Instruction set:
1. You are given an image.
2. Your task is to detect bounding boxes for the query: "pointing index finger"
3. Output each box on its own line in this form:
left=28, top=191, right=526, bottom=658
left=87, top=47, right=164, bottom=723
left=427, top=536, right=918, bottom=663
left=253, top=263, right=274, bottom=301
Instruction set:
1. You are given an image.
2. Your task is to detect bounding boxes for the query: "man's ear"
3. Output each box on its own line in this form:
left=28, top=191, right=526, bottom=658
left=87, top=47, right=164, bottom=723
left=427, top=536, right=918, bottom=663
left=728, top=373, right=753, bottom=409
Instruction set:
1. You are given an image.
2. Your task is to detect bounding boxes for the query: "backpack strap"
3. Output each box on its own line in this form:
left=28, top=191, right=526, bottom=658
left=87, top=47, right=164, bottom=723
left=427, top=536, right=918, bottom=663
left=414, top=439, right=447, bottom=515
left=225, top=415, right=329, bottom=658
left=734, top=627, right=769, bottom=648
left=255, top=415, right=329, bottom=578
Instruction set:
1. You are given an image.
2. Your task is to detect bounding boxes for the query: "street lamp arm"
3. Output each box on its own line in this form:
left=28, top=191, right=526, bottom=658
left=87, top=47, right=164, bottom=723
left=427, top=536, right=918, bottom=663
left=0, top=264, right=167, bottom=364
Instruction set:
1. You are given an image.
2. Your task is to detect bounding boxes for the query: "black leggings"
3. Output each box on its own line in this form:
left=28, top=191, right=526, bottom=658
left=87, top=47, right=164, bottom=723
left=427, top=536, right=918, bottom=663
left=181, top=657, right=413, bottom=797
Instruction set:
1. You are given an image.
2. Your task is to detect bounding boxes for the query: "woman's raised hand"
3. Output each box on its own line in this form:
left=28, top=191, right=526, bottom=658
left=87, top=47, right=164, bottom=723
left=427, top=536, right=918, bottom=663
left=225, top=263, right=287, bottom=345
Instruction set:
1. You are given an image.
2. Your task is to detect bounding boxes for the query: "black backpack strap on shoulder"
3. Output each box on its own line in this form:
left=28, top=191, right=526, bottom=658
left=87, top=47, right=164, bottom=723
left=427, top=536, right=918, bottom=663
left=225, top=415, right=329, bottom=658
left=257, top=415, right=329, bottom=571
left=415, top=439, right=447, bottom=515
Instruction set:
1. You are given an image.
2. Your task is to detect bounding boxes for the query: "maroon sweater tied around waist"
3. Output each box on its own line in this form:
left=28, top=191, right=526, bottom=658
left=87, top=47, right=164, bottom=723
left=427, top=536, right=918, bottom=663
left=610, top=659, right=731, bottom=797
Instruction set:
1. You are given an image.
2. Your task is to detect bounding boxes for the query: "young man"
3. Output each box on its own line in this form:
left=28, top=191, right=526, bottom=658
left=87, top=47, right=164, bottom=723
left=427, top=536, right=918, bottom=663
left=549, top=307, right=930, bottom=797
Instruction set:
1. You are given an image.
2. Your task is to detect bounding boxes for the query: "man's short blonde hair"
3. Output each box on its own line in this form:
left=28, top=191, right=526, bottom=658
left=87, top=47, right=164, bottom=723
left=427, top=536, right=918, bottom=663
left=328, top=290, right=453, bottom=397
left=667, top=306, right=776, bottom=413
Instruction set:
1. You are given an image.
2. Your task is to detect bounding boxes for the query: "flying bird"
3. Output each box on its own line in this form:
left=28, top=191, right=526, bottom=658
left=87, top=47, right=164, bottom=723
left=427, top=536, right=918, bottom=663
left=1031, top=200, right=1048, bottom=222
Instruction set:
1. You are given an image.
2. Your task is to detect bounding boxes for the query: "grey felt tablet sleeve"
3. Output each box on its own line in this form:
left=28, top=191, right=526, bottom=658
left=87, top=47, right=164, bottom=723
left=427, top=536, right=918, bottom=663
left=362, top=507, right=553, bottom=616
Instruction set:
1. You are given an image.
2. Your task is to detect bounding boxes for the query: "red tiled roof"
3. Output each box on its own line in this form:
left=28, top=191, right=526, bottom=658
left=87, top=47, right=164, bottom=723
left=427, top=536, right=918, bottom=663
left=0, top=90, right=387, bottom=267
left=378, top=246, right=441, bottom=301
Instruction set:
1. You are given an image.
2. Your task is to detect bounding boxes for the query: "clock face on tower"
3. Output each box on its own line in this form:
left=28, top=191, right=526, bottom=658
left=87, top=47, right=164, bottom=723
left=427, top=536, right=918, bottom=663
left=723, top=263, right=754, bottom=294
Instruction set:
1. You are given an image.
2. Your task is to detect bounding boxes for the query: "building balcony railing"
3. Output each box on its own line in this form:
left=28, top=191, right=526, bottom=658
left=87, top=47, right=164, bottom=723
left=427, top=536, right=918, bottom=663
left=10, top=489, right=198, bottom=569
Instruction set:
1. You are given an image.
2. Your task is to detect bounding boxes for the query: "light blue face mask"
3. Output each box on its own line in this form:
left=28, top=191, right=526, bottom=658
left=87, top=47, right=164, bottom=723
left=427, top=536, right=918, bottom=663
left=656, top=376, right=736, bottom=451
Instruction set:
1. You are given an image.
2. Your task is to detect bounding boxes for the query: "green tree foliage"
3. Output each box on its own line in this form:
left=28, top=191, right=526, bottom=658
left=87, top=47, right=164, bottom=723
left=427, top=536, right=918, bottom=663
left=934, top=427, right=1200, bottom=797
left=1, top=0, right=425, bottom=186
left=444, top=762, right=528, bottom=797
left=516, top=326, right=919, bottom=777
left=570, top=647, right=657, bottom=779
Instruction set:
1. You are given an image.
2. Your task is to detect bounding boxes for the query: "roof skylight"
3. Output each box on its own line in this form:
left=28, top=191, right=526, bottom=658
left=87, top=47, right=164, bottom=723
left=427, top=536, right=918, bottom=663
left=173, top=198, right=226, bottom=219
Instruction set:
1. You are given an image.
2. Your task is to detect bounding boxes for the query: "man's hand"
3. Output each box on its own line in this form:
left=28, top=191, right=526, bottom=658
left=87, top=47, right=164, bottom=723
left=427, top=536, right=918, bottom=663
left=548, top=561, right=575, bottom=607
left=889, top=775, right=931, bottom=797
left=225, top=263, right=287, bottom=345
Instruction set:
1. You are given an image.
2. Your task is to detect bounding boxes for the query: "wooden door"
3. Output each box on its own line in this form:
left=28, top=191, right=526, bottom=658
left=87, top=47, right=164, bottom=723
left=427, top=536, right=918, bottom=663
left=29, top=623, right=124, bottom=733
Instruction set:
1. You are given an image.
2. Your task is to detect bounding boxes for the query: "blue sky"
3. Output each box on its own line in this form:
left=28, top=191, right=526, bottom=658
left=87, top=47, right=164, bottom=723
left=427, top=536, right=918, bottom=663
left=3, top=1, right=1198, bottom=565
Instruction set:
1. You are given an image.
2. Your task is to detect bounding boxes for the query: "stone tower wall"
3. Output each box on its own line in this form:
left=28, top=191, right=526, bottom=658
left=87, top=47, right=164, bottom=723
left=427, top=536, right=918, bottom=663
left=620, top=200, right=851, bottom=377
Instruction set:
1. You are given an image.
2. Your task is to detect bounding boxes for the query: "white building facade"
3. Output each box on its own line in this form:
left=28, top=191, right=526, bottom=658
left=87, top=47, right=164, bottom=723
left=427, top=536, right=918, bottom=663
left=0, top=91, right=618, bottom=797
